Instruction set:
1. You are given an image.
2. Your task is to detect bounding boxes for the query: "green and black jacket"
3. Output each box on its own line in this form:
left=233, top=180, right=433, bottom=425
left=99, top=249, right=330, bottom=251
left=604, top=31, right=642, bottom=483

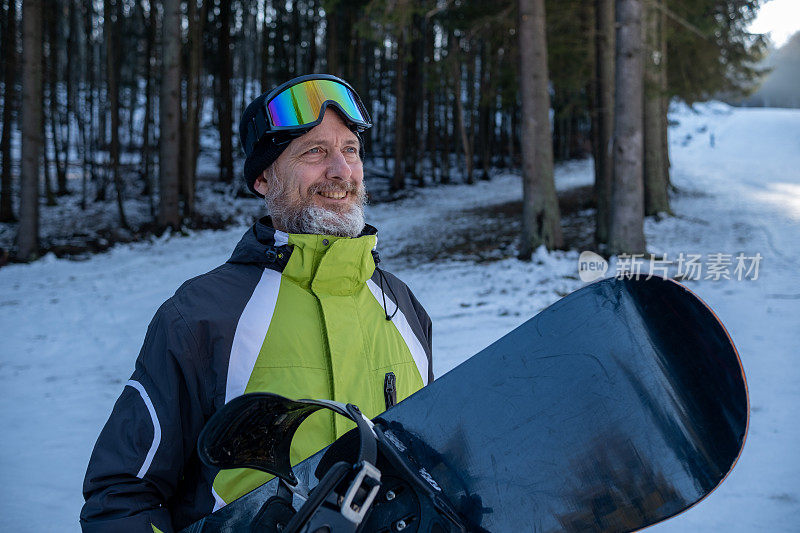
left=80, top=218, right=433, bottom=533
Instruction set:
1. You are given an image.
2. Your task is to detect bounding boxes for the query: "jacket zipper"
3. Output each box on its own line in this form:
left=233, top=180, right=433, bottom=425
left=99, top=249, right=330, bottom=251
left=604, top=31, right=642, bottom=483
left=384, top=372, right=397, bottom=410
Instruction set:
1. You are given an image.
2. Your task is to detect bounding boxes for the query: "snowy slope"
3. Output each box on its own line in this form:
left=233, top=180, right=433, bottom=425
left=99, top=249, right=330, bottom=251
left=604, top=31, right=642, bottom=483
left=644, top=104, right=800, bottom=531
left=1, top=104, right=798, bottom=530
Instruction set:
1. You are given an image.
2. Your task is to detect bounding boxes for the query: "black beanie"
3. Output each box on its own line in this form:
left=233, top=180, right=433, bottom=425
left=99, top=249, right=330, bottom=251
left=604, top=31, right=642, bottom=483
left=242, top=136, right=288, bottom=197
left=239, top=91, right=287, bottom=197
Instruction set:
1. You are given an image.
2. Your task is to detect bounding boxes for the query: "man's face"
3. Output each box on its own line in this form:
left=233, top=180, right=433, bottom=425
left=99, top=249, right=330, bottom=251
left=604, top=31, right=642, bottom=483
left=254, top=109, right=367, bottom=237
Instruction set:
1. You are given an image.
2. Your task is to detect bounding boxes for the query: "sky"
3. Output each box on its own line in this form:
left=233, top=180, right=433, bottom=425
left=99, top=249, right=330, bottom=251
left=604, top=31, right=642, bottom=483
left=749, top=0, right=800, bottom=48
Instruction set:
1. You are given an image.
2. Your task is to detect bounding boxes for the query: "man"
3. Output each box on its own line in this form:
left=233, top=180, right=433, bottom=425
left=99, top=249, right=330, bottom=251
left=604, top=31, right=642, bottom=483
left=80, top=74, right=433, bottom=532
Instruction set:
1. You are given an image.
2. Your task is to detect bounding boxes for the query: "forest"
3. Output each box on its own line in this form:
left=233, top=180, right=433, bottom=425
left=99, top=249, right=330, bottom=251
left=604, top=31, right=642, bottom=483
left=2, top=4, right=799, bottom=529
left=0, top=0, right=766, bottom=263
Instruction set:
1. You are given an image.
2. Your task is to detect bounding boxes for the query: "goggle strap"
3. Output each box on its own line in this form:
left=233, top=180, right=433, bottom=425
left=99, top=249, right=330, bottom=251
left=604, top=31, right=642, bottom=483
left=255, top=112, right=269, bottom=144
left=246, top=119, right=257, bottom=155
left=245, top=109, right=271, bottom=156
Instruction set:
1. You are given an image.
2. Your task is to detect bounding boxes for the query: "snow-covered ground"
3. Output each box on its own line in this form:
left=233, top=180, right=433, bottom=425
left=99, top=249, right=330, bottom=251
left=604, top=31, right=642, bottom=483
left=1, top=103, right=798, bottom=530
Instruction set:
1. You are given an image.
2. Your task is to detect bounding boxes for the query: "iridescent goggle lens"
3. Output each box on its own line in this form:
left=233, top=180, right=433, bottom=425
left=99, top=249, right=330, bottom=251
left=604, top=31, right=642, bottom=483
left=266, top=79, right=369, bottom=130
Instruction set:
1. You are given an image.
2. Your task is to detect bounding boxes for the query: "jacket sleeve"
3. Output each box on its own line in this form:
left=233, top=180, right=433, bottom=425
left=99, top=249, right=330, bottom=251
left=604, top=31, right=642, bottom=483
left=80, top=299, right=210, bottom=533
left=406, top=287, right=434, bottom=382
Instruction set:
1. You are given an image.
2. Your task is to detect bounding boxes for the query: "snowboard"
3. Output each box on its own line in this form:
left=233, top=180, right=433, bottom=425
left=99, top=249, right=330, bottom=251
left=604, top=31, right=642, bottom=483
left=182, top=276, right=748, bottom=532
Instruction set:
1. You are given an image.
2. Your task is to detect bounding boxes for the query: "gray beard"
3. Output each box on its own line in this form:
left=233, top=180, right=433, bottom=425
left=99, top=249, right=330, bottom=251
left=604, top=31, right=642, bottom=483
left=264, top=169, right=367, bottom=238
left=290, top=204, right=366, bottom=238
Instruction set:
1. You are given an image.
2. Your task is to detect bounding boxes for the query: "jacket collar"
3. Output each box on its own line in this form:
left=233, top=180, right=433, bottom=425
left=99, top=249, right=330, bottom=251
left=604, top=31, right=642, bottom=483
left=227, top=217, right=379, bottom=276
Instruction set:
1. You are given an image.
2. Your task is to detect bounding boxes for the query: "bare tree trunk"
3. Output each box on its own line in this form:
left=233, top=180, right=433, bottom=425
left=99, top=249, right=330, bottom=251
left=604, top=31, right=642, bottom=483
left=126, top=76, right=137, bottom=153
left=290, top=0, right=300, bottom=74
left=440, top=87, right=450, bottom=184
left=105, top=0, right=128, bottom=228
left=46, top=8, right=67, bottom=197
left=41, top=13, right=56, bottom=208
left=424, top=18, right=437, bottom=180
left=429, top=89, right=439, bottom=182
left=451, top=33, right=462, bottom=176
left=218, top=0, right=233, bottom=183
left=608, top=0, right=646, bottom=255
left=466, top=46, right=477, bottom=183
left=243, top=2, right=257, bottom=104
left=140, top=0, right=155, bottom=217
left=643, top=0, right=669, bottom=215
left=451, top=36, right=473, bottom=185
left=307, top=1, right=318, bottom=72
left=93, top=13, right=107, bottom=204
left=261, top=0, right=272, bottom=91
left=42, top=81, right=56, bottom=207
left=82, top=0, right=97, bottom=209
left=273, top=0, right=289, bottom=81
left=348, top=15, right=359, bottom=82
left=499, top=110, right=508, bottom=169
left=65, top=0, right=77, bottom=197
left=378, top=46, right=389, bottom=171
left=77, top=0, right=91, bottom=210
left=509, top=107, right=518, bottom=167
left=159, top=0, right=181, bottom=228
left=240, top=2, right=255, bottom=106
left=594, top=0, right=614, bottom=244
left=358, top=40, right=370, bottom=153
left=75, top=67, right=88, bottom=211
left=405, top=13, right=423, bottom=187
left=18, top=0, right=43, bottom=260
left=478, top=41, right=493, bottom=181
left=1, top=0, right=18, bottom=222
left=518, top=0, right=564, bottom=258
left=440, top=35, right=451, bottom=185
left=659, top=5, right=670, bottom=188
left=325, top=5, right=340, bottom=75
left=182, top=0, right=206, bottom=219
left=502, top=112, right=512, bottom=168
left=440, top=76, right=451, bottom=184
left=392, top=34, right=406, bottom=192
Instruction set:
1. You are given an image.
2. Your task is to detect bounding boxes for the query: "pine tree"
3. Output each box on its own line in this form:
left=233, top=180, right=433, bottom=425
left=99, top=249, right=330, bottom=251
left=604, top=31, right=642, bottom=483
left=518, top=0, right=564, bottom=257
left=643, top=0, right=670, bottom=216
left=608, top=0, right=646, bottom=255
left=159, top=0, right=181, bottom=229
left=18, top=0, right=43, bottom=260
left=1, top=0, right=19, bottom=222
left=593, top=0, right=614, bottom=245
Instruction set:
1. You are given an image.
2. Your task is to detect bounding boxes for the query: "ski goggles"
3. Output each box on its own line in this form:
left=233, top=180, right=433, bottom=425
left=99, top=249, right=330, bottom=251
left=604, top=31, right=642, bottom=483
left=242, top=74, right=372, bottom=157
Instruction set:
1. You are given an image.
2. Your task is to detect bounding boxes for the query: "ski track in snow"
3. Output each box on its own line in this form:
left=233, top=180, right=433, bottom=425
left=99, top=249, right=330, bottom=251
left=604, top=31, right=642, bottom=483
left=0, top=104, right=798, bottom=530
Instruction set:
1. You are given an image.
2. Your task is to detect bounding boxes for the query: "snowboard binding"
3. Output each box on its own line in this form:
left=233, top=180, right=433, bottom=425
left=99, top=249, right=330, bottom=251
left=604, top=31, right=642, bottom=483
left=198, top=392, right=468, bottom=532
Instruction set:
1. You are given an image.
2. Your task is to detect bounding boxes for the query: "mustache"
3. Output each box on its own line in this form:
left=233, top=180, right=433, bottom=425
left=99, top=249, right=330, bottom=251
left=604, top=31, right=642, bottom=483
left=307, top=181, right=360, bottom=195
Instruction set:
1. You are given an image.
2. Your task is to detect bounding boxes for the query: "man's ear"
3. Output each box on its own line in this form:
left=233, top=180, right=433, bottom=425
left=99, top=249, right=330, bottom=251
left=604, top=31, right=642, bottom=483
left=254, top=169, right=270, bottom=197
